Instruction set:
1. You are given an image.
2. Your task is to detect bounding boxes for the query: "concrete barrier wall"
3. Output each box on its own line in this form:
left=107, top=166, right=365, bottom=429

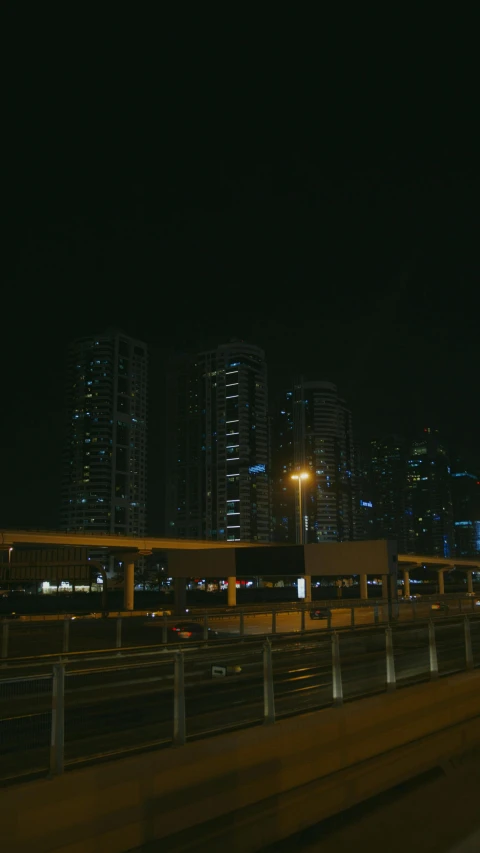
left=3, top=670, right=480, bottom=853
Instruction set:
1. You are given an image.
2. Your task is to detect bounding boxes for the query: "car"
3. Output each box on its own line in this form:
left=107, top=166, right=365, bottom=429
left=170, top=621, right=219, bottom=640
left=146, top=610, right=172, bottom=618
left=309, top=607, right=332, bottom=620
left=431, top=602, right=449, bottom=612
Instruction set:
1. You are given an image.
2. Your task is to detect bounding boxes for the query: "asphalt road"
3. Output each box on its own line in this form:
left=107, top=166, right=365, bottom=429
left=1, top=619, right=480, bottom=783
left=2, top=599, right=476, bottom=660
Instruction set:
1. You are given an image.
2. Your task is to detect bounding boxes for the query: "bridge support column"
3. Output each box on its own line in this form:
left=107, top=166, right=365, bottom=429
left=227, top=576, right=236, bottom=607
left=174, top=577, right=187, bottom=615
left=124, top=563, right=135, bottom=611
left=438, top=570, right=445, bottom=596
left=467, top=570, right=473, bottom=595
left=403, top=569, right=410, bottom=599
left=304, top=575, right=312, bottom=604
left=382, top=575, right=389, bottom=602
left=359, top=573, right=368, bottom=600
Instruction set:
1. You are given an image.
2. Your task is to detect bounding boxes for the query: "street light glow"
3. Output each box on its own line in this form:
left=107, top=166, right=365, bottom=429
left=291, top=472, right=309, bottom=480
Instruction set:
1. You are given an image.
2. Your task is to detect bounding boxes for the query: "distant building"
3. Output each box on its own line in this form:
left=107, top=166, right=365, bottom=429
left=370, top=435, right=408, bottom=552
left=356, top=443, right=375, bottom=541
left=271, top=391, right=295, bottom=542
left=451, top=468, right=480, bottom=556
left=61, top=330, right=148, bottom=537
left=291, top=379, right=357, bottom=543
left=165, top=341, right=270, bottom=542
left=405, top=429, right=454, bottom=557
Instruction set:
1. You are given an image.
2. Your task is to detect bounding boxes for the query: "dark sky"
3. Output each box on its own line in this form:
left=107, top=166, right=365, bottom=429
left=2, top=13, right=479, bottom=530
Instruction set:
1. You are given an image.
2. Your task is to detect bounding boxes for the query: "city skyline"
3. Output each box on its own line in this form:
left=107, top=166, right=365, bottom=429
left=0, top=322, right=477, bottom=543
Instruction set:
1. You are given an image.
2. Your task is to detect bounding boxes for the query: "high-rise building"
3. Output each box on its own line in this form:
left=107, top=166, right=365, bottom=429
left=370, top=435, right=408, bottom=552
left=61, top=330, right=148, bottom=536
left=405, top=428, right=454, bottom=557
left=292, top=379, right=357, bottom=543
left=451, top=468, right=480, bottom=556
left=271, top=391, right=295, bottom=542
left=165, top=341, right=270, bottom=542
left=356, top=443, right=375, bottom=541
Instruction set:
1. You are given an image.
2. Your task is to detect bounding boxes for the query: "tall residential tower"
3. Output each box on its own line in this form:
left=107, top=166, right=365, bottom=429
left=166, top=341, right=270, bottom=542
left=271, top=380, right=358, bottom=543
left=61, top=330, right=148, bottom=536
left=405, top=428, right=453, bottom=557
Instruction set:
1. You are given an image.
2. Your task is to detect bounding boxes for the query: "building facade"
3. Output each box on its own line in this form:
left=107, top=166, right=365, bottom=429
left=405, top=428, right=454, bottom=557
left=370, top=435, right=408, bottom=552
left=271, top=391, right=295, bottom=542
left=61, top=330, right=148, bottom=536
left=166, top=341, right=270, bottom=542
left=292, top=380, right=357, bottom=543
left=451, top=468, right=480, bottom=556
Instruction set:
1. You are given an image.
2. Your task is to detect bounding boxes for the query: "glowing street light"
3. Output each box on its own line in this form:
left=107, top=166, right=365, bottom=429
left=291, top=472, right=309, bottom=545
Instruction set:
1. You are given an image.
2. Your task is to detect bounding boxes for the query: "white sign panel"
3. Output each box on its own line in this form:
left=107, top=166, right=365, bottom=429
left=297, top=578, right=306, bottom=599
left=211, top=665, right=227, bottom=678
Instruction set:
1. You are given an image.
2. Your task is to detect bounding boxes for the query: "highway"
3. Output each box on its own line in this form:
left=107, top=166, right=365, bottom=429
left=1, top=618, right=479, bottom=784
left=2, top=599, right=476, bottom=659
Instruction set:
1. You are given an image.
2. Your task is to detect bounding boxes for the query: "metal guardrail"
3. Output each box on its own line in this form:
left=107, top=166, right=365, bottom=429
left=1, top=612, right=480, bottom=785
left=1, top=597, right=479, bottom=664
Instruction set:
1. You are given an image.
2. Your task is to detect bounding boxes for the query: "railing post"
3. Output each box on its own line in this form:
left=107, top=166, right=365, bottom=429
left=162, top=614, right=168, bottom=645
left=1, top=621, right=9, bottom=665
left=300, top=608, right=306, bottom=633
left=464, top=617, right=474, bottom=671
left=116, top=617, right=122, bottom=650
left=428, top=620, right=438, bottom=679
left=332, top=632, right=343, bottom=707
left=271, top=610, right=277, bottom=635
left=385, top=626, right=396, bottom=691
left=351, top=607, right=355, bottom=629
left=173, top=651, right=186, bottom=746
left=327, top=611, right=332, bottom=631
left=62, top=618, right=70, bottom=655
left=374, top=603, right=379, bottom=626
left=49, top=663, right=65, bottom=776
left=203, top=613, right=209, bottom=642
left=239, top=610, right=245, bottom=637
left=411, top=599, right=416, bottom=621
left=263, top=639, right=275, bottom=724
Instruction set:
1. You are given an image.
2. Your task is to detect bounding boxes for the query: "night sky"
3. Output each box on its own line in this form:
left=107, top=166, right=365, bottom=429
left=3, top=15, right=479, bottom=531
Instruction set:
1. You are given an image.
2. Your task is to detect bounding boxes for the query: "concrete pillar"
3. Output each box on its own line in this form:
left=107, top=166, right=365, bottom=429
left=382, top=575, right=389, bottom=600
left=467, top=570, right=473, bottom=594
left=359, top=573, right=368, bottom=600
left=304, top=575, right=312, bottom=604
left=227, top=576, right=237, bottom=607
left=403, top=569, right=410, bottom=599
left=174, top=577, right=187, bottom=615
left=124, top=563, right=135, bottom=611
left=438, top=570, right=445, bottom=596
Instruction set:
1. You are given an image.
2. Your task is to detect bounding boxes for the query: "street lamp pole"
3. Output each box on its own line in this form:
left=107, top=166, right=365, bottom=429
left=291, top=472, right=310, bottom=604
left=291, top=472, right=309, bottom=546
left=297, top=477, right=303, bottom=545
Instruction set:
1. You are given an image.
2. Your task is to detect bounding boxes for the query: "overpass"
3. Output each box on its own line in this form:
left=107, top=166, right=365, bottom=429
left=1, top=531, right=399, bottom=611
left=1, top=530, right=479, bottom=612
left=398, top=554, right=480, bottom=596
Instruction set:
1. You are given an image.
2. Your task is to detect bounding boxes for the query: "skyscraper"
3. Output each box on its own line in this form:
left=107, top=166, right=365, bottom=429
left=451, top=468, right=480, bottom=556
left=61, top=330, right=148, bottom=536
left=292, top=379, right=357, bottom=543
left=271, top=390, right=295, bottom=542
left=370, top=435, right=408, bottom=552
left=405, top=428, right=453, bottom=557
left=165, top=341, right=270, bottom=542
